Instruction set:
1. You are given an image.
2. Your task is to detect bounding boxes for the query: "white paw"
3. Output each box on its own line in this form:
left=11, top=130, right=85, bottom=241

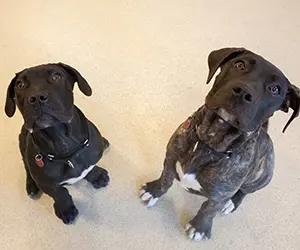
left=185, top=224, right=207, bottom=242
left=221, top=199, right=235, bottom=215
left=140, top=187, right=159, bottom=208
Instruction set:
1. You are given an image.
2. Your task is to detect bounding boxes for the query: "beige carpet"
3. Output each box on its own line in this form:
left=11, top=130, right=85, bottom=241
left=1, top=1, right=300, bottom=249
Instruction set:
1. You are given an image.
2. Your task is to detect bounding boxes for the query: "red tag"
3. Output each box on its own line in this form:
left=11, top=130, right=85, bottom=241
left=35, top=154, right=44, bottom=168
left=183, top=118, right=192, bottom=129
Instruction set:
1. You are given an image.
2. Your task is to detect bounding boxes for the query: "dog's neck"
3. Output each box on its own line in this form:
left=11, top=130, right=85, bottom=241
left=31, top=107, right=87, bottom=156
left=194, top=106, right=261, bottom=153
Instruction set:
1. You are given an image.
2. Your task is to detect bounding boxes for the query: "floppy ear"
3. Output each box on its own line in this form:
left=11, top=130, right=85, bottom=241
left=281, top=83, right=300, bottom=133
left=58, top=63, right=92, bottom=96
left=4, top=75, right=17, bottom=117
left=206, top=47, right=246, bottom=84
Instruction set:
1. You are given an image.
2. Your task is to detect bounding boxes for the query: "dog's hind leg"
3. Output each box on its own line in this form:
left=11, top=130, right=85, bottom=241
left=85, top=166, right=110, bottom=189
left=223, top=149, right=275, bottom=215
left=186, top=195, right=235, bottom=241
left=221, top=189, right=246, bottom=215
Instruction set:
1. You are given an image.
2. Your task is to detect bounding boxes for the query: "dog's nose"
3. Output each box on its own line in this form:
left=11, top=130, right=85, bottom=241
left=232, top=86, right=253, bottom=103
left=28, top=94, right=48, bottom=104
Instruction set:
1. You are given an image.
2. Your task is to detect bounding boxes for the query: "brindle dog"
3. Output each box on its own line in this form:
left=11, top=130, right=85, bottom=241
left=140, top=47, right=300, bottom=241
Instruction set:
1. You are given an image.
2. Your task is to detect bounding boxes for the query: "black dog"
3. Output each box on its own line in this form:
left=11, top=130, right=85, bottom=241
left=5, top=63, right=110, bottom=224
left=140, top=48, right=300, bottom=241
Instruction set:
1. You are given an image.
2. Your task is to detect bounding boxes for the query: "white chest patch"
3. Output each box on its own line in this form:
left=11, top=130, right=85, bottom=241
left=60, top=165, right=95, bottom=185
left=175, top=162, right=202, bottom=191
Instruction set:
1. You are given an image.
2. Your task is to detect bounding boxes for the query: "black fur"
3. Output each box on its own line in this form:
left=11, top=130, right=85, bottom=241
left=5, top=63, right=110, bottom=224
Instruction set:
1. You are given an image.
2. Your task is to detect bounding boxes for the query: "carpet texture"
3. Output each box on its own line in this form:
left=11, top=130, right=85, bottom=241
left=1, top=1, right=300, bottom=249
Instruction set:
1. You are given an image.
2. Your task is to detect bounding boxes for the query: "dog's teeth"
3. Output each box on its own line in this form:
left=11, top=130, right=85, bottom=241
left=147, top=197, right=158, bottom=207
left=193, top=232, right=203, bottom=241
left=141, top=192, right=152, bottom=201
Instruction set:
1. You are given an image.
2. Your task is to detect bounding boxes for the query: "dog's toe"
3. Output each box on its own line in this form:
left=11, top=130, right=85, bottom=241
left=139, top=185, right=159, bottom=208
left=55, top=204, right=79, bottom=225
left=185, top=224, right=208, bottom=242
left=140, top=191, right=152, bottom=201
left=221, top=199, right=235, bottom=215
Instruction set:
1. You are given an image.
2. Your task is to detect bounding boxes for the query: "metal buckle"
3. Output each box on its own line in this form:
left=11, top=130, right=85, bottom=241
left=67, top=160, right=75, bottom=168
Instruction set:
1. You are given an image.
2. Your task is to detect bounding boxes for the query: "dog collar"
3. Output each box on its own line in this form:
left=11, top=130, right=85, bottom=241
left=31, top=108, right=90, bottom=168
left=192, top=139, right=232, bottom=159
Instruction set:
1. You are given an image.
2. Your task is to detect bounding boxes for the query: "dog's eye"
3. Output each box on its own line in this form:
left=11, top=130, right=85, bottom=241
left=268, top=85, right=281, bottom=96
left=234, top=61, right=246, bottom=71
left=51, top=73, right=62, bottom=82
left=16, top=80, right=26, bottom=89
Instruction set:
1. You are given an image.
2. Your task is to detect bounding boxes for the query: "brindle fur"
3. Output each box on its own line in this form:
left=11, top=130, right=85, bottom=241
left=140, top=48, right=300, bottom=240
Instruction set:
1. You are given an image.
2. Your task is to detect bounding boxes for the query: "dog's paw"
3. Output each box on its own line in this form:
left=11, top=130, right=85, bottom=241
left=90, top=167, right=110, bottom=189
left=139, top=180, right=166, bottom=208
left=54, top=204, right=79, bottom=225
left=185, top=224, right=209, bottom=242
left=26, top=179, right=41, bottom=199
left=221, top=199, right=235, bottom=215
left=140, top=186, right=159, bottom=208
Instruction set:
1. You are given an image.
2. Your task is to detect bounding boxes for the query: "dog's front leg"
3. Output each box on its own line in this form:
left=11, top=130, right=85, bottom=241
left=140, top=116, right=198, bottom=207
left=185, top=198, right=231, bottom=241
left=24, top=164, right=40, bottom=198
left=19, top=129, right=40, bottom=198
left=140, top=153, right=178, bottom=207
left=42, top=185, right=78, bottom=224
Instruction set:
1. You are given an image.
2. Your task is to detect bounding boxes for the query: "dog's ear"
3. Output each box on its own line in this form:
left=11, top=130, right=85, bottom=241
left=281, top=83, right=300, bottom=133
left=206, top=47, right=246, bottom=84
left=4, top=75, right=17, bottom=117
left=58, top=63, right=92, bottom=96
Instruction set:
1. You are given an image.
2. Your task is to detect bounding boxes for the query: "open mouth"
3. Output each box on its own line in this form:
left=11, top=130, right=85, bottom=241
left=208, top=107, right=257, bottom=134
left=204, top=105, right=241, bottom=131
left=215, top=108, right=238, bottom=126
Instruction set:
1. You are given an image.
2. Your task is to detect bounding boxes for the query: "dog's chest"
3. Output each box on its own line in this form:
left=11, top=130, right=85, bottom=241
left=175, top=162, right=202, bottom=192
left=60, top=165, right=95, bottom=185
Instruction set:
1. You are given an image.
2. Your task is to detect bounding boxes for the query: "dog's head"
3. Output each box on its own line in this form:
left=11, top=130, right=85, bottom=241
left=5, top=63, right=92, bottom=132
left=205, top=47, right=300, bottom=133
